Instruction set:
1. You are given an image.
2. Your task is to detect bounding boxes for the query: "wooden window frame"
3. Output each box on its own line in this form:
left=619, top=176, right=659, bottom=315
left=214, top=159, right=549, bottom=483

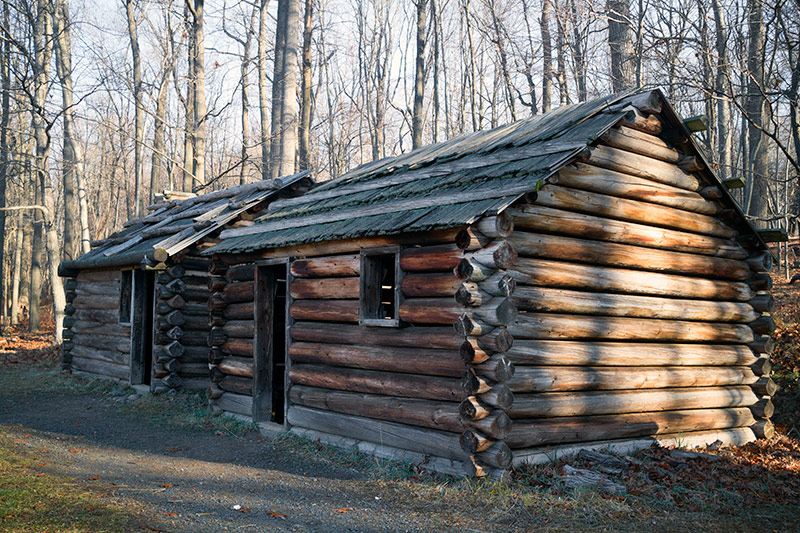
left=359, top=246, right=403, bottom=328
left=119, top=270, right=133, bottom=325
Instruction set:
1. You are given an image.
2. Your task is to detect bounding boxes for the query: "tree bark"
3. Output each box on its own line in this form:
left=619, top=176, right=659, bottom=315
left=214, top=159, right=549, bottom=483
left=412, top=0, right=427, bottom=149
left=277, top=0, right=299, bottom=176
left=606, top=0, right=635, bottom=91
left=258, top=0, right=271, bottom=179
left=190, top=0, right=206, bottom=189
left=125, top=0, right=144, bottom=216
left=298, top=0, right=313, bottom=169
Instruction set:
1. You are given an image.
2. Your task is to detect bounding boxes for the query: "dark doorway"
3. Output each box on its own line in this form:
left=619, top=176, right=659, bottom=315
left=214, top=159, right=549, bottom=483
left=130, top=270, right=154, bottom=386
left=254, top=264, right=287, bottom=423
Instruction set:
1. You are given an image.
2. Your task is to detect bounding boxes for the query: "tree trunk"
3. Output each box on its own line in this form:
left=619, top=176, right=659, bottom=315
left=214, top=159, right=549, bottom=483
left=606, top=0, right=635, bottom=92
left=269, top=0, right=287, bottom=177
left=125, top=0, right=144, bottom=216
left=298, top=0, right=313, bottom=170
left=412, top=0, right=427, bottom=149
left=258, top=0, right=271, bottom=179
left=191, top=0, right=206, bottom=189
left=539, top=0, right=552, bottom=112
left=744, top=0, right=768, bottom=222
left=278, top=0, right=300, bottom=176
left=0, top=0, right=8, bottom=324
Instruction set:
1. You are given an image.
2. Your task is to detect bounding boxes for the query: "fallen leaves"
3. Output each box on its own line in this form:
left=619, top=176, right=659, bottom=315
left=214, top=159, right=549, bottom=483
left=165, top=447, right=187, bottom=453
left=335, top=507, right=355, bottom=514
left=268, top=511, right=287, bottom=519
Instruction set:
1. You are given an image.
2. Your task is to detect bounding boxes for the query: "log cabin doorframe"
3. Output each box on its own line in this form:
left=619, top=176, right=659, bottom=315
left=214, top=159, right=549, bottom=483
left=254, top=258, right=290, bottom=424
left=130, top=269, right=155, bottom=387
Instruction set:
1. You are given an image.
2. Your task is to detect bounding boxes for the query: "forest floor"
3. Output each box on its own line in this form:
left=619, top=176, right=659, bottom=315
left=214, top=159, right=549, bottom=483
left=1, top=290, right=800, bottom=532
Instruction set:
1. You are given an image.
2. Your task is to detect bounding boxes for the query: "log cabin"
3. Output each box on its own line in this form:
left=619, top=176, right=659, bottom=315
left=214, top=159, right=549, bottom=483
left=58, top=173, right=312, bottom=392
left=203, top=89, right=779, bottom=479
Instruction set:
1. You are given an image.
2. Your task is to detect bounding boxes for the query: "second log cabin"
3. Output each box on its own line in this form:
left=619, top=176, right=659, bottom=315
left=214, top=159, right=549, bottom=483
left=204, top=89, right=778, bottom=478
left=58, top=173, right=312, bottom=392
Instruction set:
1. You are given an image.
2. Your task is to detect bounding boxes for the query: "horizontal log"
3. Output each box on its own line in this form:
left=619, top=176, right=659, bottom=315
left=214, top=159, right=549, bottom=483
left=512, top=286, right=759, bottom=323
left=399, top=298, right=463, bottom=325
left=751, top=356, right=772, bottom=376
left=70, top=319, right=130, bottom=337
left=287, top=406, right=466, bottom=461
left=750, top=398, right=775, bottom=419
left=289, top=385, right=464, bottom=433
left=535, top=184, right=735, bottom=238
left=218, top=375, right=253, bottom=396
left=511, top=205, right=747, bottom=260
left=65, top=278, right=78, bottom=291
left=290, top=322, right=462, bottom=350
left=582, top=143, right=701, bottom=191
left=209, top=259, right=228, bottom=275
left=290, top=277, right=359, bottom=299
left=478, top=385, right=514, bottom=410
left=225, top=264, right=255, bottom=282
left=453, top=315, right=494, bottom=337
left=506, top=340, right=758, bottom=367
left=460, top=298, right=517, bottom=327
left=215, top=391, right=253, bottom=417
left=508, top=386, right=759, bottom=419
left=508, top=231, right=750, bottom=280
left=290, top=300, right=359, bottom=322
left=510, top=257, right=753, bottom=301
left=747, top=273, right=772, bottom=291
left=752, top=377, right=778, bottom=396
left=289, top=342, right=464, bottom=378
left=749, top=315, right=775, bottom=335
left=459, top=329, right=514, bottom=363
left=473, top=442, right=512, bottom=469
left=460, top=396, right=491, bottom=420
left=180, top=257, right=210, bottom=271
left=462, top=241, right=516, bottom=270
left=455, top=227, right=493, bottom=250
left=223, top=301, right=254, bottom=320
left=752, top=419, right=775, bottom=439
left=70, top=333, right=130, bottom=353
left=289, top=364, right=461, bottom=402
left=509, top=313, right=755, bottom=343
left=469, top=354, right=514, bottom=382
left=460, top=429, right=494, bottom=454
left=600, top=125, right=681, bottom=163
left=401, top=273, right=461, bottom=297
left=218, top=356, right=253, bottom=378
left=76, top=270, right=120, bottom=283
left=162, top=294, right=186, bottom=310
left=749, top=336, right=774, bottom=354
left=208, top=276, right=226, bottom=292
left=621, top=109, right=663, bottom=135
left=223, top=320, right=255, bottom=338
left=74, top=281, right=120, bottom=297
left=399, top=244, right=462, bottom=272
left=503, top=366, right=757, bottom=394
left=220, top=336, right=253, bottom=356
left=749, top=294, right=776, bottom=313
left=71, top=356, right=129, bottom=380
left=222, top=281, right=254, bottom=304
left=475, top=213, right=514, bottom=239
left=290, top=255, right=360, bottom=278
left=505, top=408, right=756, bottom=448
left=181, top=286, right=211, bottom=303
left=69, top=343, right=128, bottom=366
left=746, top=251, right=773, bottom=273
left=71, top=294, right=119, bottom=311
left=463, top=412, right=513, bottom=442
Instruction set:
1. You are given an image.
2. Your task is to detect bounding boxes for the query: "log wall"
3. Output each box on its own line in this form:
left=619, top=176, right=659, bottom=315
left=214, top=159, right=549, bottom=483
left=495, top=115, right=775, bottom=462
left=207, top=260, right=256, bottom=417
left=152, top=256, right=211, bottom=391
left=286, top=244, right=468, bottom=465
left=61, top=269, right=131, bottom=381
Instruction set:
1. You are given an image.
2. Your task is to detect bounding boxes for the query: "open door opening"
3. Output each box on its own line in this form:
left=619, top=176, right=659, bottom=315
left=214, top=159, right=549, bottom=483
left=130, top=270, right=154, bottom=386
left=254, top=264, right=287, bottom=423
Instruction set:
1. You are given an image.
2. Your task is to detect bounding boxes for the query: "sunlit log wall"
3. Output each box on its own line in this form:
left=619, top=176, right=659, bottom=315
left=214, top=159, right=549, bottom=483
left=61, top=270, right=131, bottom=381
left=151, top=256, right=211, bottom=392
left=492, top=111, right=775, bottom=467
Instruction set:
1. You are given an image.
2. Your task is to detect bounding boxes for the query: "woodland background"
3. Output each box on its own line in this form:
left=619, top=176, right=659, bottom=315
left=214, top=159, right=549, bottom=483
left=0, top=0, right=797, bottom=333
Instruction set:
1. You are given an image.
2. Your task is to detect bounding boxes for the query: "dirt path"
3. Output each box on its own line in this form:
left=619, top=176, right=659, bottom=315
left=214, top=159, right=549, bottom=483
left=0, top=390, right=485, bottom=532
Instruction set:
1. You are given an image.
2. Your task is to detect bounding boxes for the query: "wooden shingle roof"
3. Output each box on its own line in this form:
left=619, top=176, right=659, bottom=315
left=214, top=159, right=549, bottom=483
left=60, top=172, right=310, bottom=272
left=205, top=88, right=766, bottom=256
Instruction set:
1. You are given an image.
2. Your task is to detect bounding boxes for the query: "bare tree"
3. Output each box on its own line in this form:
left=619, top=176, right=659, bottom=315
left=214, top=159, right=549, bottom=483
left=299, top=0, right=313, bottom=169
left=124, top=0, right=144, bottom=215
left=412, top=0, right=427, bottom=149
left=607, top=0, right=635, bottom=91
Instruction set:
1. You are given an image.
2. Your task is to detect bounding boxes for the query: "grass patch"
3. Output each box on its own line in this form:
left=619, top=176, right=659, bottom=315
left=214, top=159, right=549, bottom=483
left=115, top=390, right=257, bottom=436
left=0, top=364, right=116, bottom=397
left=0, top=431, right=144, bottom=532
